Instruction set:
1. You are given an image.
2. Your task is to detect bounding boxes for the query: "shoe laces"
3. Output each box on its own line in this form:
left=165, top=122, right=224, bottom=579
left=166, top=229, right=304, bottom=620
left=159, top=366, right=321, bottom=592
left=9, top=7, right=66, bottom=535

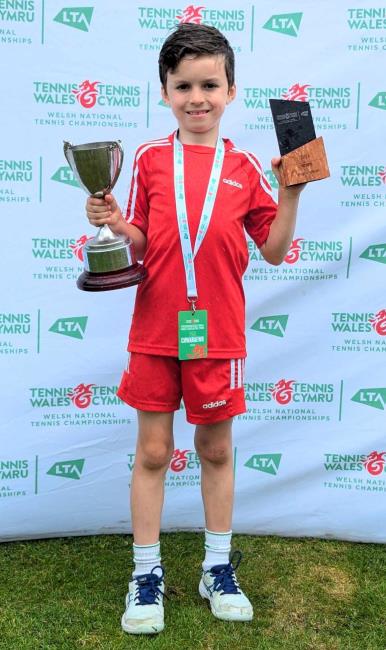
left=134, top=565, right=165, bottom=606
left=209, top=550, right=242, bottom=595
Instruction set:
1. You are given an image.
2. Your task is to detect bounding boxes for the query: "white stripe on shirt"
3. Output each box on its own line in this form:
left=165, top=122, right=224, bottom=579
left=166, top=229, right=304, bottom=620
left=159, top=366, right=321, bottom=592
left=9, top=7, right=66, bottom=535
left=125, top=140, right=171, bottom=223
left=230, top=147, right=277, bottom=203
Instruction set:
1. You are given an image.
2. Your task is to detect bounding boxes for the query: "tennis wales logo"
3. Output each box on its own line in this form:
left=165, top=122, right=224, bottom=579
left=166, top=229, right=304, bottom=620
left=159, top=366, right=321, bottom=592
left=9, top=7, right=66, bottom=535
left=331, top=310, right=386, bottom=335
left=70, top=235, right=93, bottom=262
left=340, top=165, right=386, bottom=187
left=127, top=449, right=200, bottom=472
left=369, top=310, right=386, bottom=335
left=263, top=13, right=302, bottom=37
left=245, top=454, right=282, bottom=475
left=68, top=384, right=95, bottom=408
left=177, top=5, right=205, bottom=23
left=33, top=81, right=140, bottom=108
left=283, top=83, right=351, bottom=109
left=285, top=238, right=304, bottom=263
left=137, top=6, right=245, bottom=31
left=283, top=83, right=310, bottom=101
left=347, top=8, right=386, bottom=29
left=251, top=315, right=288, bottom=338
left=54, top=7, right=94, bottom=31
left=29, top=384, right=121, bottom=408
left=72, top=80, right=100, bottom=108
left=364, top=452, right=386, bottom=476
left=270, top=380, right=295, bottom=405
left=0, top=1, right=35, bottom=22
left=324, top=452, right=386, bottom=476
left=47, top=459, right=85, bottom=480
left=170, top=449, right=190, bottom=471
left=284, top=238, right=343, bottom=264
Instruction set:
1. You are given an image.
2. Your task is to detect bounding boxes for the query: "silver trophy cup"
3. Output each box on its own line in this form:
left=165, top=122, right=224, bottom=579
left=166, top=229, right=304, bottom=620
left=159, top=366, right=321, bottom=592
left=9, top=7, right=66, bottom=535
left=63, top=140, right=146, bottom=291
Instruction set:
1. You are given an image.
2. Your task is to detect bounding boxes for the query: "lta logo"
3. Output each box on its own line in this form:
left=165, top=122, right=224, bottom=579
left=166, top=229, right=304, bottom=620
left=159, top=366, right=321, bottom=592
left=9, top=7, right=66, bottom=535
left=49, top=317, right=88, bottom=340
left=51, top=166, right=80, bottom=188
left=245, top=454, right=282, bottom=475
left=47, top=459, right=85, bottom=480
left=54, top=7, right=94, bottom=32
left=360, top=243, right=386, bottom=265
left=369, top=92, right=386, bottom=110
left=263, top=13, right=302, bottom=37
left=351, top=388, right=386, bottom=410
left=251, top=315, right=288, bottom=338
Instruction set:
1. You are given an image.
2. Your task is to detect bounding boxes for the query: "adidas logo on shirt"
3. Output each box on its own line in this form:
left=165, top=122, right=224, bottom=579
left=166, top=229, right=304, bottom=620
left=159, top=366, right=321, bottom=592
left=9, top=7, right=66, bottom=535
left=223, top=178, right=243, bottom=190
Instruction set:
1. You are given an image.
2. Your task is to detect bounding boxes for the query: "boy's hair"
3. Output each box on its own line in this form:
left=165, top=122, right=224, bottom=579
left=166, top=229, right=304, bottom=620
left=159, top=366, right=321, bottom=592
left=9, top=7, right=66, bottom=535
left=158, top=23, right=235, bottom=89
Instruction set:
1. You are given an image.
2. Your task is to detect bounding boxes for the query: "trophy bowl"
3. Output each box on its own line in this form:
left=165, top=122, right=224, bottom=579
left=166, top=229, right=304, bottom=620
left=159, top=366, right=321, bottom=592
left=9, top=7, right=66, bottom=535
left=63, top=140, right=147, bottom=291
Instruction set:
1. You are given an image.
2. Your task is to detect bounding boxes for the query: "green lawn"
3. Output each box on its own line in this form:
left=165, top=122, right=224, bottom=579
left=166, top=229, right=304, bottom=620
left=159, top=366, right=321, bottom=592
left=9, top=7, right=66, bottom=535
left=0, top=533, right=385, bottom=650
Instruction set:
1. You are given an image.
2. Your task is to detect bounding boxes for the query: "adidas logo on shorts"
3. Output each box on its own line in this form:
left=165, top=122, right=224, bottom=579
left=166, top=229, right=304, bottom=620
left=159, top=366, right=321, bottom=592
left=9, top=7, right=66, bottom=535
left=202, top=400, right=227, bottom=409
left=223, top=178, right=243, bottom=190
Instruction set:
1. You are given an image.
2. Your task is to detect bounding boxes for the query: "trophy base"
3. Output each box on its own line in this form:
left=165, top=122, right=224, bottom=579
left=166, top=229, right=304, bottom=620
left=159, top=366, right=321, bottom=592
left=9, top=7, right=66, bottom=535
left=280, top=137, right=330, bottom=186
left=77, top=263, right=147, bottom=292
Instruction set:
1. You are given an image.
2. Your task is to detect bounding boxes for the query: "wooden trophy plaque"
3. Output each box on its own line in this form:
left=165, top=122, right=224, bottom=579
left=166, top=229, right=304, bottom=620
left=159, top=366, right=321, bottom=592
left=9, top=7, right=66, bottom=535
left=269, top=99, right=330, bottom=187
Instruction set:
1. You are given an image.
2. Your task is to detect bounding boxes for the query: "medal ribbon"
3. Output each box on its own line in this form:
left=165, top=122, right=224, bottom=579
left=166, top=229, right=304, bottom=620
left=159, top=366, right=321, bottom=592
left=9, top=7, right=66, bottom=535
left=173, top=131, right=225, bottom=303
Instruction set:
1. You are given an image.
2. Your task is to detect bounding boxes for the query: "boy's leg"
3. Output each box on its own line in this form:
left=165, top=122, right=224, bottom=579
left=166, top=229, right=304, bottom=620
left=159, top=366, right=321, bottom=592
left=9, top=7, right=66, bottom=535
left=122, top=410, right=174, bottom=636
left=131, top=409, right=175, bottom=545
left=194, top=418, right=253, bottom=622
left=194, top=418, right=234, bottom=532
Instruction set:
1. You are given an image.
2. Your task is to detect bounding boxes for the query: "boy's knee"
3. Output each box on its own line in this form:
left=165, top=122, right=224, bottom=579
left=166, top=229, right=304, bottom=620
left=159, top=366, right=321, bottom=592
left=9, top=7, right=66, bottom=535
left=195, top=440, right=231, bottom=465
left=139, top=441, right=173, bottom=471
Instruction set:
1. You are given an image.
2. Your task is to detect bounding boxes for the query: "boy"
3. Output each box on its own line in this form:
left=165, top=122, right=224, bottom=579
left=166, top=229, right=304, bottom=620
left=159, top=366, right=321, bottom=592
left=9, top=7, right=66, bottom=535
left=86, top=23, right=305, bottom=635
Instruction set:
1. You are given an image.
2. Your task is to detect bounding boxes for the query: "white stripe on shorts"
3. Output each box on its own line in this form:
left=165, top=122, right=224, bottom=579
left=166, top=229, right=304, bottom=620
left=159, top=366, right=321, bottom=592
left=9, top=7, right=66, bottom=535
left=230, top=359, right=244, bottom=389
left=230, top=359, right=235, bottom=389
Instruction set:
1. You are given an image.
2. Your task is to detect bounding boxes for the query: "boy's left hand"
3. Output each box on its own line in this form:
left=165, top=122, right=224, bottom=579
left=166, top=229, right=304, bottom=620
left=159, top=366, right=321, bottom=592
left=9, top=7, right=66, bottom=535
left=271, top=157, right=306, bottom=197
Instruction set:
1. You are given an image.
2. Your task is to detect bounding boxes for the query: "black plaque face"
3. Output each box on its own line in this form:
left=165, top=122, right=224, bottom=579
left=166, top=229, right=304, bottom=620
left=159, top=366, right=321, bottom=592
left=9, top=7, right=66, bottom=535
left=269, top=99, right=316, bottom=156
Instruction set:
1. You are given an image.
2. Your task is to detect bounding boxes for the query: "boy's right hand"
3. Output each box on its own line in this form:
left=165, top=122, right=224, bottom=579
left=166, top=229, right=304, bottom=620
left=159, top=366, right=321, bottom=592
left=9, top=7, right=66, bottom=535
left=86, top=194, right=127, bottom=236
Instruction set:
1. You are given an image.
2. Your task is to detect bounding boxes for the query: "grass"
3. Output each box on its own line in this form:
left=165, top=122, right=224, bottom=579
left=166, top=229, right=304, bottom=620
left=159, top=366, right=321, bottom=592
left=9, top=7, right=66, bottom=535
left=0, top=533, right=385, bottom=650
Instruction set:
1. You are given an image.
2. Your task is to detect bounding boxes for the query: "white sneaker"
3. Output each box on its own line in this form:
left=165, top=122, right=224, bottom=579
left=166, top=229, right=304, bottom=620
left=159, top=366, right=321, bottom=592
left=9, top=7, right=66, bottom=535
left=121, top=566, right=165, bottom=635
left=199, top=551, right=253, bottom=621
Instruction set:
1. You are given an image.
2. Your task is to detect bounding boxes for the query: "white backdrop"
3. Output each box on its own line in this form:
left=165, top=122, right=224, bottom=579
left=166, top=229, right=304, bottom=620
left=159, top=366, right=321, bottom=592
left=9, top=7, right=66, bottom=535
left=1, top=0, right=386, bottom=543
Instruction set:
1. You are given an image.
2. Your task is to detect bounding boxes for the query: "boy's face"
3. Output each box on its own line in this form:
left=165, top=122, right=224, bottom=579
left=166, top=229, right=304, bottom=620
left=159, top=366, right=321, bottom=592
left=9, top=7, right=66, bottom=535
left=161, top=54, right=236, bottom=144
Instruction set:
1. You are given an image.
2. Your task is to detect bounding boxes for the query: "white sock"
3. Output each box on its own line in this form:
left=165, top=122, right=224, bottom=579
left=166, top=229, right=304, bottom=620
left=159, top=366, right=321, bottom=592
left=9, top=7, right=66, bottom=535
left=132, top=542, right=161, bottom=579
left=202, top=529, right=232, bottom=572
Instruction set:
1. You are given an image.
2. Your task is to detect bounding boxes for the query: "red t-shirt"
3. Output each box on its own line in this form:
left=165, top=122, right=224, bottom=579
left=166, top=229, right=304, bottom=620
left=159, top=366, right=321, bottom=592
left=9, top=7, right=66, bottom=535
left=124, top=132, right=277, bottom=358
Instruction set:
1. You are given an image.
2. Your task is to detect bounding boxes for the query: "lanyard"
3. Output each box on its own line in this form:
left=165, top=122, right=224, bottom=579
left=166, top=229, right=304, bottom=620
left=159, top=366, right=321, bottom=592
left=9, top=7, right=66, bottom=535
left=173, top=131, right=225, bottom=308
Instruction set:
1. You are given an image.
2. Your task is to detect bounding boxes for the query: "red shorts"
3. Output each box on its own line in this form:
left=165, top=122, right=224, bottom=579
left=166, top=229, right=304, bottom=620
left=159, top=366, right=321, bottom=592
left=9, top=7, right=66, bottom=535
left=117, top=352, right=246, bottom=425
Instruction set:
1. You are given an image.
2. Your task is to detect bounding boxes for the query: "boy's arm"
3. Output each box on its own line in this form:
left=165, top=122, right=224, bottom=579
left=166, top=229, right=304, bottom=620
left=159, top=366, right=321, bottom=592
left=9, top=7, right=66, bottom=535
left=86, top=194, right=147, bottom=261
left=259, top=157, right=305, bottom=266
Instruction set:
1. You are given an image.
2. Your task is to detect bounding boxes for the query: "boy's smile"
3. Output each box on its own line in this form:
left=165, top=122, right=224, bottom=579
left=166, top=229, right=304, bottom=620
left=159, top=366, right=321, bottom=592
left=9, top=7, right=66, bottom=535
left=161, top=55, right=236, bottom=146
